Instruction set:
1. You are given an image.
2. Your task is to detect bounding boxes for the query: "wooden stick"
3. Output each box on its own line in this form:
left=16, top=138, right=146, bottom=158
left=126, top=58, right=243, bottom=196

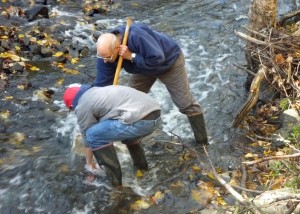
left=113, top=17, right=132, bottom=85
left=243, top=153, right=300, bottom=166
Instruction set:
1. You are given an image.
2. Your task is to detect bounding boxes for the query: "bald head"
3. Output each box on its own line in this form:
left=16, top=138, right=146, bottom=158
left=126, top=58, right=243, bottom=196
left=96, top=33, right=117, bottom=57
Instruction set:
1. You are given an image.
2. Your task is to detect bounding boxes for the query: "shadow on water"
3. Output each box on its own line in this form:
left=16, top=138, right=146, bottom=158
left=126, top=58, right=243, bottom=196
left=0, top=0, right=299, bottom=213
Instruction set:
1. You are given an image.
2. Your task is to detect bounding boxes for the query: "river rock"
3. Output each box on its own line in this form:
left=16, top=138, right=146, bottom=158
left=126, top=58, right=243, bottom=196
left=25, top=6, right=49, bottom=21
left=40, top=47, right=53, bottom=57
left=1, top=40, right=10, bottom=49
left=271, top=109, right=300, bottom=145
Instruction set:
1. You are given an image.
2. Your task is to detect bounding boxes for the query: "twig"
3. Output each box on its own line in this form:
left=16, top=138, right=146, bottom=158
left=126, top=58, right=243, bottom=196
left=232, top=185, right=264, bottom=194
left=233, top=63, right=256, bottom=76
left=234, top=30, right=286, bottom=51
left=169, top=131, right=202, bottom=160
left=241, top=165, right=247, bottom=198
left=203, top=146, right=262, bottom=213
left=243, top=153, right=300, bottom=165
left=241, top=26, right=269, bottom=39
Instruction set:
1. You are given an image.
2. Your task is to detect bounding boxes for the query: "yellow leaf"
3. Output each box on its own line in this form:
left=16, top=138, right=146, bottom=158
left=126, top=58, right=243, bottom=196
left=17, top=85, right=25, bottom=90
left=245, top=153, right=255, bottom=158
left=18, top=34, right=24, bottom=39
left=207, top=172, right=215, bottom=180
left=56, top=78, right=64, bottom=86
left=11, top=55, right=20, bottom=61
left=153, top=191, right=164, bottom=201
left=0, top=35, right=8, bottom=39
left=0, top=110, right=10, bottom=119
left=30, top=37, right=37, bottom=42
left=62, top=68, right=79, bottom=75
left=20, top=57, right=29, bottom=61
left=192, top=165, right=201, bottom=172
left=53, top=52, right=64, bottom=57
left=3, top=96, right=13, bottom=100
left=36, top=40, right=44, bottom=45
left=57, top=63, right=65, bottom=68
left=18, top=62, right=26, bottom=66
left=136, top=169, right=144, bottom=177
left=130, top=199, right=150, bottom=211
left=71, top=58, right=79, bottom=64
left=15, top=46, right=21, bottom=51
left=31, top=66, right=40, bottom=71
left=32, top=146, right=42, bottom=152
left=10, top=132, right=25, bottom=145
left=27, top=64, right=40, bottom=71
left=263, top=149, right=273, bottom=156
left=216, top=196, right=227, bottom=206
left=43, top=33, right=50, bottom=39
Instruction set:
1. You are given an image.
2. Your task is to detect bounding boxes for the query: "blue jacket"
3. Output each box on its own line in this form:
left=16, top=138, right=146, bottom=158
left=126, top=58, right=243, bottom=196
left=93, top=23, right=182, bottom=87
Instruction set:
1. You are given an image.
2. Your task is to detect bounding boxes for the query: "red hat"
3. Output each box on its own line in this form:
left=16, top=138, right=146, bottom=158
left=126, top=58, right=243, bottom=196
left=63, top=86, right=81, bottom=109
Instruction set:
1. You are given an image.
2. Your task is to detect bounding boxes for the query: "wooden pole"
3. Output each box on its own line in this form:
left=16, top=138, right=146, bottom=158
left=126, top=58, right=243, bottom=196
left=113, top=17, right=132, bottom=85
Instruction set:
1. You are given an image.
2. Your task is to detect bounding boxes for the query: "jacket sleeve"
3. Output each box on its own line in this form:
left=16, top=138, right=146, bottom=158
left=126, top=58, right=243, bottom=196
left=130, top=31, right=166, bottom=70
left=93, top=58, right=116, bottom=87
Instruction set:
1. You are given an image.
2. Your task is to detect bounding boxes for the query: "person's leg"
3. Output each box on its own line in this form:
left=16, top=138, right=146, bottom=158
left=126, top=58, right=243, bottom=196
left=85, top=147, right=99, bottom=171
left=92, top=144, right=122, bottom=187
left=128, top=74, right=157, bottom=93
left=85, top=118, right=160, bottom=185
left=86, top=119, right=161, bottom=149
left=157, top=52, right=208, bottom=145
left=157, top=52, right=202, bottom=115
left=122, top=139, right=148, bottom=170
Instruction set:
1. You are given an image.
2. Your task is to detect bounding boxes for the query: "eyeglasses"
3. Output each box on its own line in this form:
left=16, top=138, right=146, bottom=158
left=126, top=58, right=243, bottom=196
left=96, top=51, right=113, bottom=61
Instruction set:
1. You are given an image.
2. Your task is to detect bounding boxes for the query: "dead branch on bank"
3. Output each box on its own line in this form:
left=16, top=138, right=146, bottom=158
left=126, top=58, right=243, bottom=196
left=232, top=25, right=300, bottom=129
left=232, top=66, right=266, bottom=128
left=242, top=152, right=300, bottom=166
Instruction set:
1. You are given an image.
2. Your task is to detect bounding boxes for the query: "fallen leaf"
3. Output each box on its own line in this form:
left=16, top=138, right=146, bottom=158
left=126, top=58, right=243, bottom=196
left=130, top=199, right=150, bottom=211
left=136, top=169, right=144, bottom=177
left=10, top=132, right=25, bottom=145
left=53, top=51, right=64, bottom=57
left=216, top=196, right=227, bottom=206
left=0, top=110, right=10, bottom=119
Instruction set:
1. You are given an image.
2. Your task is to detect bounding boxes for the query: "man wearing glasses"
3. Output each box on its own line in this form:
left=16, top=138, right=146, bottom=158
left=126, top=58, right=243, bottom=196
left=94, top=23, right=208, bottom=146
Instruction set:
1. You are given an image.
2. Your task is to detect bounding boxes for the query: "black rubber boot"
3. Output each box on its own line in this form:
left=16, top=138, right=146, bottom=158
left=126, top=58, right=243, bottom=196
left=92, top=145, right=122, bottom=187
left=188, top=114, right=208, bottom=145
left=123, top=140, right=148, bottom=170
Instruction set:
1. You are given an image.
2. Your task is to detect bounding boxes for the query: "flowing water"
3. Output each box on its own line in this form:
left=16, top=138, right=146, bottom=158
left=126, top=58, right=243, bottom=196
left=0, top=0, right=299, bottom=213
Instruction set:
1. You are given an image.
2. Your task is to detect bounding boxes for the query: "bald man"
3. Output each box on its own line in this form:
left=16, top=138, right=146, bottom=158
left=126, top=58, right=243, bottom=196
left=94, top=23, right=208, bottom=146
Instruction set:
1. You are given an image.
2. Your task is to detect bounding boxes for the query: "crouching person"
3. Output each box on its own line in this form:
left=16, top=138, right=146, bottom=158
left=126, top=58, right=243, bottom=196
left=63, top=84, right=161, bottom=188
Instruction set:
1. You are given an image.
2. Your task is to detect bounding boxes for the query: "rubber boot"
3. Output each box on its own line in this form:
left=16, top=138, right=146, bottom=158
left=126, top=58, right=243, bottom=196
left=92, top=145, right=122, bottom=187
left=124, top=140, right=149, bottom=170
left=188, top=114, right=208, bottom=145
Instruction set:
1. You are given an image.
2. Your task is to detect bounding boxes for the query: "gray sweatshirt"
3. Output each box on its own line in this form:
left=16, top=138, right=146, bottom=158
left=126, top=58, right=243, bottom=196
left=75, top=85, right=161, bottom=134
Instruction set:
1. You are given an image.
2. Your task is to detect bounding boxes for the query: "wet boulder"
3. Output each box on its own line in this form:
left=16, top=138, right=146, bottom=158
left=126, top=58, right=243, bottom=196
left=25, top=6, right=49, bottom=21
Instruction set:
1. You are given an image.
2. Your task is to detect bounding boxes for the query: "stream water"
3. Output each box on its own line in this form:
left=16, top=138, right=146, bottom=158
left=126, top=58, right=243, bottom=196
left=0, top=0, right=299, bottom=213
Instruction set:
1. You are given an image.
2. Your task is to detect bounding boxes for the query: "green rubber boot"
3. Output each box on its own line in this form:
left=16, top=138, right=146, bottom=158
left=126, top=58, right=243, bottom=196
left=93, top=145, right=122, bottom=187
left=123, top=140, right=149, bottom=170
left=188, top=114, right=208, bottom=145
